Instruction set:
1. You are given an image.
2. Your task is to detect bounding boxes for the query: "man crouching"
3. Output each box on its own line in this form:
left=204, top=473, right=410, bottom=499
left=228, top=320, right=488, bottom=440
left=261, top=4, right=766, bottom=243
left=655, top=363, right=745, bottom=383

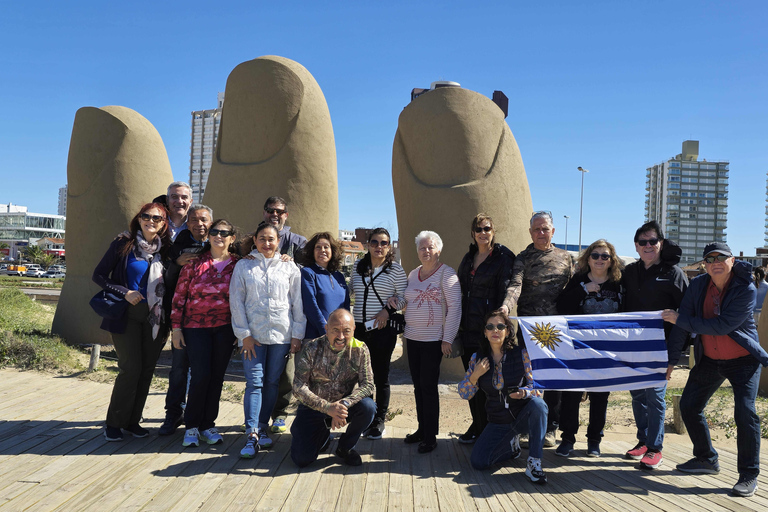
left=291, top=308, right=376, bottom=467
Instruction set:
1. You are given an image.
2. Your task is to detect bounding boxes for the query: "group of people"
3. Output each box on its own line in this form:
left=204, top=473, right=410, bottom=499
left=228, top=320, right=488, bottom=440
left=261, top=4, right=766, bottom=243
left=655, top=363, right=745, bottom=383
left=92, top=184, right=767, bottom=497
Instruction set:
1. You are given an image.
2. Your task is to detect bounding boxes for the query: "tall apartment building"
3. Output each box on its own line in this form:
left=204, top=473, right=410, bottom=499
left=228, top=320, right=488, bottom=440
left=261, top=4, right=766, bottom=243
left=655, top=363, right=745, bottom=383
left=764, top=173, right=768, bottom=247
left=189, top=92, right=224, bottom=203
left=645, top=140, right=729, bottom=266
left=58, top=185, right=67, bottom=216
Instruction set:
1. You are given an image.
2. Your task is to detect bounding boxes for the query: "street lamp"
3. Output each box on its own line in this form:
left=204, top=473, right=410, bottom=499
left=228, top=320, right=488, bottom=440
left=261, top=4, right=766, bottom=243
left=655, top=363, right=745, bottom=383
left=564, top=215, right=570, bottom=250
left=577, top=166, right=589, bottom=252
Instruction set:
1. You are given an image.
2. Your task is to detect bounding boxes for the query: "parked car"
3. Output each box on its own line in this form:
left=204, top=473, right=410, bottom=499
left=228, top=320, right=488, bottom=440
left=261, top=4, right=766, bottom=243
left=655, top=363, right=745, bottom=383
left=41, top=270, right=66, bottom=279
left=0, top=264, right=8, bottom=275
left=25, top=265, right=45, bottom=277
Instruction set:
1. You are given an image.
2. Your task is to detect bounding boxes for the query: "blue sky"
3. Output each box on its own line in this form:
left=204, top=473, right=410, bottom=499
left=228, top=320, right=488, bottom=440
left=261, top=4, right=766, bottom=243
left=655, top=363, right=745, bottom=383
left=1, top=1, right=766, bottom=258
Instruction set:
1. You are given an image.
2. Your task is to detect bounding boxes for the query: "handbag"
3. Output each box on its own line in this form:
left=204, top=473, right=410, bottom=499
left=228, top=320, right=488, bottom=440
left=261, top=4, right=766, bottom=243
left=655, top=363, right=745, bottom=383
left=365, top=269, right=406, bottom=335
left=89, top=289, right=129, bottom=320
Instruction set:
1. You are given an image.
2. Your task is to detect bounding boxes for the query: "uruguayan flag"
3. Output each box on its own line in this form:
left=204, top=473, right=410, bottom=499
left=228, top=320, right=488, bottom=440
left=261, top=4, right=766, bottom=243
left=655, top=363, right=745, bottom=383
left=517, top=311, right=667, bottom=392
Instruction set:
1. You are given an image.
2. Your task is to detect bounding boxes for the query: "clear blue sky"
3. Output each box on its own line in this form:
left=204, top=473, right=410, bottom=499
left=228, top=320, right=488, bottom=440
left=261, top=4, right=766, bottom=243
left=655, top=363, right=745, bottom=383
left=1, top=1, right=766, bottom=258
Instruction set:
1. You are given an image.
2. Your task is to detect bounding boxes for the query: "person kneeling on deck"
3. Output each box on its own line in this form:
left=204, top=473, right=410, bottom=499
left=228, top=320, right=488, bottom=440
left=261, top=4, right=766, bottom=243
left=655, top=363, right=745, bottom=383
left=458, top=310, right=548, bottom=484
left=291, top=309, right=376, bottom=467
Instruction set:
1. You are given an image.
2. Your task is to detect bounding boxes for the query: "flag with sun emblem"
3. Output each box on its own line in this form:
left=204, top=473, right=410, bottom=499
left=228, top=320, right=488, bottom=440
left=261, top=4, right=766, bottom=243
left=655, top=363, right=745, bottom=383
left=517, top=311, right=667, bottom=391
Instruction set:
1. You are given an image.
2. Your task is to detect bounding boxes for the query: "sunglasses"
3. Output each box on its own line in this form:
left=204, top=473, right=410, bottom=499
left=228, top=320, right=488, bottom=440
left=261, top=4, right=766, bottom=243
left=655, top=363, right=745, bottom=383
left=637, top=238, right=660, bottom=247
left=140, top=213, right=164, bottom=223
left=704, top=254, right=730, bottom=264
left=369, top=240, right=390, bottom=247
left=590, top=253, right=610, bottom=261
left=484, top=323, right=507, bottom=331
left=209, top=228, right=233, bottom=238
left=474, top=226, right=493, bottom=233
left=265, top=207, right=286, bottom=215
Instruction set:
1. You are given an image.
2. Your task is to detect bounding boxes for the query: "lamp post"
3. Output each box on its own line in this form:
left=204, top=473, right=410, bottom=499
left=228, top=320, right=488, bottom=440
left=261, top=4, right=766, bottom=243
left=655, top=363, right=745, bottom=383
left=564, top=215, right=570, bottom=250
left=577, top=167, right=589, bottom=252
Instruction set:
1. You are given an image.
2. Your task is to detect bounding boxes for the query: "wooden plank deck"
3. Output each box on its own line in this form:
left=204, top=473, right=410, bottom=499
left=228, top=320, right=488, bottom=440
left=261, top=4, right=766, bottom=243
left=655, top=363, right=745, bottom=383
left=0, top=369, right=767, bottom=512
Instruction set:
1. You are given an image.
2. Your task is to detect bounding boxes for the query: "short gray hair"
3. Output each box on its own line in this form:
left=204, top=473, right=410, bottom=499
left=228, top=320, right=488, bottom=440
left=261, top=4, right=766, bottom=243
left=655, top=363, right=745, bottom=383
left=530, top=211, right=554, bottom=227
left=167, top=181, right=192, bottom=197
left=188, top=204, right=213, bottom=218
left=415, top=230, right=443, bottom=252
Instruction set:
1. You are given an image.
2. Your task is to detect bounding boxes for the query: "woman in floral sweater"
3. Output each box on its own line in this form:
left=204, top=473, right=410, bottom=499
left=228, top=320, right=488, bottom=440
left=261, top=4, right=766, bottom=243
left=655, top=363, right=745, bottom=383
left=171, top=219, right=239, bottom=448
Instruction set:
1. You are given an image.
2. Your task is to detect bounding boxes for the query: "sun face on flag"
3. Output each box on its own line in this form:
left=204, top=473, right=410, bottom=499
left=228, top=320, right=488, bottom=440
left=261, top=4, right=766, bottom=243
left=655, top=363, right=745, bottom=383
left=530, top=322, right=562, bottom=350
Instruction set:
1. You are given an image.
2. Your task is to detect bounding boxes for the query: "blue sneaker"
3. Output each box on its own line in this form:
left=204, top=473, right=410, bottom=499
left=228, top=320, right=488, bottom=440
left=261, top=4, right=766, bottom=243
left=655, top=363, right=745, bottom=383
left=200, top=428, right=223, bottom=445
left=182, top=428, right=199, bottom=447
left=271, top=418, right=287, bottom=433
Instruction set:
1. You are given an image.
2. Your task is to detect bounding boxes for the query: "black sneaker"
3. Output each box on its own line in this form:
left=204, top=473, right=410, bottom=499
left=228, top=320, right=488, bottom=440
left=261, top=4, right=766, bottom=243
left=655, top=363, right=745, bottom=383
left=124, top=424, right=149, bottom=438
left=104, top=426, right=123, bottom=442
left=586, top=440, right=601, bottom=458
left=677, top=457, right=720, bottom=474
left=458, top=429, right=478, bottom=444
left=336, top=447, right=363, bottom=466
left=732, top=475, right=758, bottom=497
left=158, top=414, right=183, bottom=436
left=417, top=438, right=437, bottom=454
left=404, top=431, right=423, bottom=444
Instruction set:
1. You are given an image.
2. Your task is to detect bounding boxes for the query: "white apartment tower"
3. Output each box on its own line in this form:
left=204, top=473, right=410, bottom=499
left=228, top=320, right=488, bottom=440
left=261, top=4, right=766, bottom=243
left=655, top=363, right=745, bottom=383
left=645, top=140, right=729, bottom=266
left=58, top=185, right=67, bottom=216
left=189, top=92, right=224, bottom=203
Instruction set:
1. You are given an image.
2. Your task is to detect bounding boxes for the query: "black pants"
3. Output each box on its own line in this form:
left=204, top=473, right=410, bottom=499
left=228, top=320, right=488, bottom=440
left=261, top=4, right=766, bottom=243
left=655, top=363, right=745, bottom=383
left=544, top=390, right=561, bottom=433
left=460, top=334, right=487, bottom=435
left=355, top=323, right=397, bottom=422
left=107, top=303, right=165, bottom=428
left=559, top=391, right=609, bottom=444
left=164, top=344, right=189, bottom=419
left=407, top=339, right=443, bottom=440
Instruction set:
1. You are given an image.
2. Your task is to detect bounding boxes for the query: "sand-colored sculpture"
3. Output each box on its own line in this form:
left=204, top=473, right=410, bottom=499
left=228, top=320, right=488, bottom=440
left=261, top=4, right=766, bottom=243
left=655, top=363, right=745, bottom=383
left=203, top=56, right=338, bottom=237
left=52, top=106, right=173, bottom=346
left=757, top=294, right=768, bottom=395
left=392, top=86, right=534, bottom=377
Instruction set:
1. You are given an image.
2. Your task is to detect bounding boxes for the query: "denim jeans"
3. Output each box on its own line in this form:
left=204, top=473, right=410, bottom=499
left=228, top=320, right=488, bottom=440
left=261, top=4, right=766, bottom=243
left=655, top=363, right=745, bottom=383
left=164, top=344, right=189, bottom=419
left=355, top=323, right=397, bottom=422
left=680, top=355, right=762, bottom=478
left=290, top=398, right=376, bottom=467
left=559, top=391, right=610, bottom=444
left=629, top=383, right=667, bottom=451
left=470, top=397, right=548, bottom=470
left=183, top=325, right=235, bottom=430
left=242, top=343, right=291, bottom=433
left=407, top=339, right=443, bottom=439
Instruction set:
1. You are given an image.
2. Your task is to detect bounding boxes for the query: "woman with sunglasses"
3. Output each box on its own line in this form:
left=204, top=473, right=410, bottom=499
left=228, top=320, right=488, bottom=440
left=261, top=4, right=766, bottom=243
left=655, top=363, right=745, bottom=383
left=350, top=228, right=407, bottom=440
left=455, top=213, right=515, bottom=444
left=554, top=239, right=624, bottom=458
left=230, top=222, right=306, bottom=458
left=93, top=202, right=172, bottom=442
left=458, top=309, right=548, bottom=484
left=170, top=219, right=239, bottom=448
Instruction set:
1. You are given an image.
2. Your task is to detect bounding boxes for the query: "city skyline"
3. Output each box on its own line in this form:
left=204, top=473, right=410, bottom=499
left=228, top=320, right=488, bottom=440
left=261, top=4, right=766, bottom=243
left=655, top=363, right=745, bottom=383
left=1, top=2, right=766, bottom=259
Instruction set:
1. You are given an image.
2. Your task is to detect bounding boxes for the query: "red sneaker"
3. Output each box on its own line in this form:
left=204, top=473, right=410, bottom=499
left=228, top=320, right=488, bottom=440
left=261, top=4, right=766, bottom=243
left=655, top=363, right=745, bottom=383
left=639, top=450, right=663, bottom=469
left=625, top=442, right=647, bottom=460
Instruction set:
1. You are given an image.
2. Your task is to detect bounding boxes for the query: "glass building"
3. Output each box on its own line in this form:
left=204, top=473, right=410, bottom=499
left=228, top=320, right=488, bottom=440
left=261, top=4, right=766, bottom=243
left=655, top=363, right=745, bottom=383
left=0, top=204, right=66, bottom=260
left=189, top=92, right=224, bottom=203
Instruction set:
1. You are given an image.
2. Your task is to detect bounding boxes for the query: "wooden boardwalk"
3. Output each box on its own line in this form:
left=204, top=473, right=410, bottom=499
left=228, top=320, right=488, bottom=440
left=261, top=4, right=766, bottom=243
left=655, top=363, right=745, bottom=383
left=0, top=369, right=767, bottom=512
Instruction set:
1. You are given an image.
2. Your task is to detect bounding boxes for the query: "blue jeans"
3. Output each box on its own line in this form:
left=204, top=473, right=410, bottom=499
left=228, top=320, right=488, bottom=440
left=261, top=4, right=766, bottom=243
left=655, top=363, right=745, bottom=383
left=629, top=383, right=667, bottom=451
left=471, top=397, right=547, bottom=470
left=290, top=398, right=376, bottom=467
left=242, top=343, right=291, bottom=433
left=183, top=325, right=236, bottom=430
left=680, top=355, right=762, bottom=478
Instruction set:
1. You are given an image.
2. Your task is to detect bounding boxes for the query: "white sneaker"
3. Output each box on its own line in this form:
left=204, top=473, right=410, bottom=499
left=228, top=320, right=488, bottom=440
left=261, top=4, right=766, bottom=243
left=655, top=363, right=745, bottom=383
left=182, top=428, right=199, bottom=447
left=240, top=433, right=259, bottom=458
left=200, top=427, right=223, bottom=445
left=525, top=457, right=547, bottom=484
left=258, top=429, right=273, bottom=449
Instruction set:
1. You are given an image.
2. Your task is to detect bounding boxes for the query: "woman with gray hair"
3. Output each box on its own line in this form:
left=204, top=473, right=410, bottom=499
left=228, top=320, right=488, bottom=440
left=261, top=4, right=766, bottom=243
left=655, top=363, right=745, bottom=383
left=395, top=230, right=461, bottom=453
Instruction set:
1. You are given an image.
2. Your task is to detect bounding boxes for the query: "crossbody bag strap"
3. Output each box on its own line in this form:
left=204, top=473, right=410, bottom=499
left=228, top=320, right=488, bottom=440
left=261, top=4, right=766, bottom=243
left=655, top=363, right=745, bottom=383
left=362, top=267, right=386, bottom=321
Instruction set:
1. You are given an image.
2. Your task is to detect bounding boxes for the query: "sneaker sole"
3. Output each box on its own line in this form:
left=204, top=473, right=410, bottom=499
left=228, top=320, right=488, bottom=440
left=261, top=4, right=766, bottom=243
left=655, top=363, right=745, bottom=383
left=367, top=431, right=384, bottom=440
left=457, top=438, right=477, bottom=445
left=677, top=467, right=719, bottom=474
left=104, top=434, right=123, bottom=442
left=525, top=469, right=547, bottom=484
left=555, top=450, right=571, bottom=458
left=240, top=452, right=256, bottom=459
left=586, top=452, right=601, bottom=458
left=732, top=486, right=757, bottom=498
left=639, top=461, right=662, bottom=470
left=625, top=453, right=646, bottom=460
left=182, top=441, right=200, bottom=447
left=202, top=438, right=223, bottom=445
left=271, top=427, right=287, bottom=433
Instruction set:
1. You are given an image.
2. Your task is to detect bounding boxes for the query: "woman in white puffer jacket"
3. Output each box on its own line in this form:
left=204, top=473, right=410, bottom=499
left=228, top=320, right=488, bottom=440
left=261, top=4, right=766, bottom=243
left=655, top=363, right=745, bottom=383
left=230, top=222, right=306, bottom=458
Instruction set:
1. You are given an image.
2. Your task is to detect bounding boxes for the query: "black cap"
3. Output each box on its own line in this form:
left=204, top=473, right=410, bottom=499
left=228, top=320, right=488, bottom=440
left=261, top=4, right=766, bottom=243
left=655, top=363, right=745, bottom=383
left=703, top=242, right=732, bottom=258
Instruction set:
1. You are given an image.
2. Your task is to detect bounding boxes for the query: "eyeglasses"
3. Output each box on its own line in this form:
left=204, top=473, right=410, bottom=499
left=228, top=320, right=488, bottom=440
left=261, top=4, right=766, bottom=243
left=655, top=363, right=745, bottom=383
left=637, top=238, right=660, bottom=247
left=140, top=213, right=164, bottom=223
left=590, top=253, right=610, bottom=261
left=474, top=226, right=493, bottom=233
left=369, top=240, right=390, bottom=247
left=265, top=207, right=286, bottom=215
left=704, top=254, right=730, bottom=264
left=209, top=229, right=233, bottom=238
left=484, top=323, right=507, bottom=331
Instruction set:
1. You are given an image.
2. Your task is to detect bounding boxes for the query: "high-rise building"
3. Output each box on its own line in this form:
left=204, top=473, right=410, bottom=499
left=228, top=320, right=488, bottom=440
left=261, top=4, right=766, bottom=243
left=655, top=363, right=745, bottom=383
left=189, top=92, right=224, bottom=203
left=645, top=140, right=729, bottom=266
left=58, top=185, right=67, bottom=216
left=764, top=173, right=768, bottom=247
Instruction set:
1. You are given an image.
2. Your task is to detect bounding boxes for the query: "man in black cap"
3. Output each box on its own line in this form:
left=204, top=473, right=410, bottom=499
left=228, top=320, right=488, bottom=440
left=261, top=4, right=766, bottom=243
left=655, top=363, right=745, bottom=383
left=664, top=242, right=768, bottom=498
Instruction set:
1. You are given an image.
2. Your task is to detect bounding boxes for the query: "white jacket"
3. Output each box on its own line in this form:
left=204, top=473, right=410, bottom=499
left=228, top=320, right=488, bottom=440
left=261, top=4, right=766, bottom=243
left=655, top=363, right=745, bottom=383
left=230, top=250, right=307, bottom=345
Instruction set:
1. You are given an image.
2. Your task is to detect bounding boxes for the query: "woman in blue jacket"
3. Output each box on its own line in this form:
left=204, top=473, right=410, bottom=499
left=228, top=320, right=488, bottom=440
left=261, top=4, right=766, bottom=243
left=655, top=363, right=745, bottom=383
left=298, top=232, right=350, bottom=340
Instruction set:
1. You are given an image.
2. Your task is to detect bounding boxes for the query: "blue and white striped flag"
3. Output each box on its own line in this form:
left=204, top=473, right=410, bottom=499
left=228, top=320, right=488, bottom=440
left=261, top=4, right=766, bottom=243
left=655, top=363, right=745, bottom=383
left=517, top=311, right=667, bottom=392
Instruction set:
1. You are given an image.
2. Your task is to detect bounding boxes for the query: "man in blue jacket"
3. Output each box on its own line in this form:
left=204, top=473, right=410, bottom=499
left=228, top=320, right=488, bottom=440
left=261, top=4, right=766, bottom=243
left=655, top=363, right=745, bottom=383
left=664, top=242, right=768, bottom=498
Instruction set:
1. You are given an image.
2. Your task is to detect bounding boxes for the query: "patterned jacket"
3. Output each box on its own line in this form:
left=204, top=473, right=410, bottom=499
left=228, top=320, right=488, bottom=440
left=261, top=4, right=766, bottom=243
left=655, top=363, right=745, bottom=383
left=171, top=252, right=238, bottom=329
left=293, top=335, right=374, bottom=413
left=503, top=243, right=573, bottom=316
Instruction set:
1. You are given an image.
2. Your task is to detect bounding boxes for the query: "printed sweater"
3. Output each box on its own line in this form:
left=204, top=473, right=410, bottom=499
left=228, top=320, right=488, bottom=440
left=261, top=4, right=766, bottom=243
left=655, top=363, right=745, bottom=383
left=503, top=243, right=573, bottom=316
left=171, top=252, right=238, bottom=329
left=293, top=335, right=374, bottom=413
left=402, top=264, right=462, bottom=343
